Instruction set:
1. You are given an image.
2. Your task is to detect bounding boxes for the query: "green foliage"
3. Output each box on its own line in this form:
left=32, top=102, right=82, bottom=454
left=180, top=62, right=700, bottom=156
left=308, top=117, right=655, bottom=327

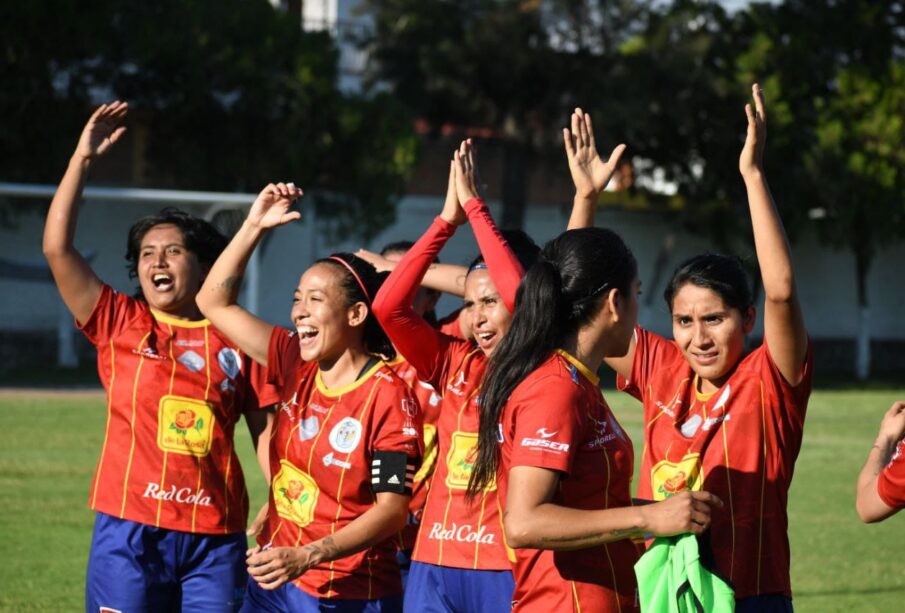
left=2, top=389, right=904, bottom=610
left=0, top=0, right=416, bottom=239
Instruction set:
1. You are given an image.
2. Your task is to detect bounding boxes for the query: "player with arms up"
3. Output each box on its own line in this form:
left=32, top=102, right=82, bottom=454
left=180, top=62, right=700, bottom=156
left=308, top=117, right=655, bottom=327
left=43, top=102, right=276, bottom=612
left=856, top=401, right=905, bottom=522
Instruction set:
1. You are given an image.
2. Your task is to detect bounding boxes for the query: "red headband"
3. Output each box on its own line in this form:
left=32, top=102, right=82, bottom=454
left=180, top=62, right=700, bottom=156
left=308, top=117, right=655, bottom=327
left=328, top=256, right=371, bottom=304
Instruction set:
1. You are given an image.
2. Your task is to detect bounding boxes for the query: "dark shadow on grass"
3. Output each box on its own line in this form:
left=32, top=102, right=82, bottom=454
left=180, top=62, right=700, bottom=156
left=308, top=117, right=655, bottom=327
left=795, top=585, right=905, bottom=598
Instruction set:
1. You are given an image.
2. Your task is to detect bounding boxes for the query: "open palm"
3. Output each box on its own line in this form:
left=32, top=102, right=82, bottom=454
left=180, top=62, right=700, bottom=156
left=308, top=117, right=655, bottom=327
left=563, top=108, right=626, bottom=198
left=75, top=101, right=129, bottom=160
left=249, top=183, right=303, bottom=229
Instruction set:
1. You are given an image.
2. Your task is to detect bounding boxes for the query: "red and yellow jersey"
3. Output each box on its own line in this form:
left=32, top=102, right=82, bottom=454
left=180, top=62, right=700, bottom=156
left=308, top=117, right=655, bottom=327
left=878, top=438, right=905, bottom=510
left=499, top=351, right=640, bottom=612
left=409, top=337, right=511, bottom=570
left=260, top=328, right=423, bottom=600
left=618, top=327, right=813, bottom=599
left=79, top=285, right=278, bottom=535
left=387, top=356, right=443, bottom=551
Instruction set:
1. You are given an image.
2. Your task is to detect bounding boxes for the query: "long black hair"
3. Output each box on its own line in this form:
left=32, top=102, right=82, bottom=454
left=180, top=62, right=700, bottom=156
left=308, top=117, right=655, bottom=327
left=663, top=253, right=753, bottom=313
left=125, top=207, right=227, bottom=300
left=466, top=228, right=636, bottom=498
left=316, top=252, right=396, bottom=361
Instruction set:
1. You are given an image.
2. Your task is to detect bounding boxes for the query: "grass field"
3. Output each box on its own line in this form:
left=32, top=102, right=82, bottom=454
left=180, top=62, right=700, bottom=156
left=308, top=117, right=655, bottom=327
left=1, top=387, right=904, bottom=612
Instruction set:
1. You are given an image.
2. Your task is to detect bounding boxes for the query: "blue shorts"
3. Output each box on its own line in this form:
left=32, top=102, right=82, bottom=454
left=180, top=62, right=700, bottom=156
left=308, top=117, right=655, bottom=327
left=85, top=512, right=247, bottom=612
left=240, top=577, right=403, bottom=612
left=404, top=561, right=514, bottom=612
left=736, top=594, right=794, bottom=612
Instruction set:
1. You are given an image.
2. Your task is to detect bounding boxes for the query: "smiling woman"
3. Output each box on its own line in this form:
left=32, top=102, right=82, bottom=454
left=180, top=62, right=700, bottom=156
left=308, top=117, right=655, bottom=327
left=196, top=182, right=423, bottom=612
left=42, top=103, right=279, bottom=612
left=605, top=84, right=812, bottom=611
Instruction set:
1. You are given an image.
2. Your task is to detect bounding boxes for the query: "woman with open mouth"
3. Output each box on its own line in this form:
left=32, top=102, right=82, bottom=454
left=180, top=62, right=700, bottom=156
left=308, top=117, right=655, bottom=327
left=43, top=102, right=279, bottom=612
left=198, top=183, right=423, bottom=612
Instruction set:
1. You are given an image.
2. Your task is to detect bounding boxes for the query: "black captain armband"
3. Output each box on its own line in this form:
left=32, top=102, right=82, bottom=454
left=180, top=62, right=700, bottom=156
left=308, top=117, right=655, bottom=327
left=371, top=451, right=416, bottom=495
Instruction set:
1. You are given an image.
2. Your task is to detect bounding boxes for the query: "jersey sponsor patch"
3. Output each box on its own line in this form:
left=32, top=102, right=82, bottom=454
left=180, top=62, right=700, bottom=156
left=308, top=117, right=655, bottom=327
left=299, top=415, right=320, bottom=441
left=427, top=521, right=496, bottom=545
left=650, top=453, right=702, bottom=499
left=142, top=482, right=212, bottom=507
left=217, top=347, right=241, bottom=379
left=273, top=460, right=319, bottom=527
left=322, top=452, right=352, bottom=470
left=157, top=395, right=215, bottom=457
left=177, top=350, right=205, bottom=372
left=329, top=417, right=362, bottom=453
left=445, top=431, right=495, bottom=490
left=520, top=428, right=570, bottom=452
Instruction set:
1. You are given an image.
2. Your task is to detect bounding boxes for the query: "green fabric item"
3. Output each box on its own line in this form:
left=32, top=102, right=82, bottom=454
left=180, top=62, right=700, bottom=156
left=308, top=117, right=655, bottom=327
left=634, top=534, right=735, bottom=612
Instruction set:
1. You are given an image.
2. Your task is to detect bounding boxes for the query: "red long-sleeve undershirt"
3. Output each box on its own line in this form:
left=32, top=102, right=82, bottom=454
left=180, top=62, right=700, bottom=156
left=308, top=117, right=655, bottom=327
left=372, top=198, right=524, bottom=386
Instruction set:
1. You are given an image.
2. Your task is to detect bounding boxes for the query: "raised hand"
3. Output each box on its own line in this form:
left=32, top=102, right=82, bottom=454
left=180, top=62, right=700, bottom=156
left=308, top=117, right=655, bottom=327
left=563, top=108, right=626, bottom=199
left=877, top=401, right=905, bottom=446
left=453, top=139, right=481, bottom=206
left=354, top=248, right=394, bottom=273
left=639, top=491, right=723, bottom=537
left=740, top=83, right=767, bottom=178
left=247, top=182, right=303, bottom=230
left=75, top=101, right=129, bottom=161
left=441, top=158, right=468, bottom=226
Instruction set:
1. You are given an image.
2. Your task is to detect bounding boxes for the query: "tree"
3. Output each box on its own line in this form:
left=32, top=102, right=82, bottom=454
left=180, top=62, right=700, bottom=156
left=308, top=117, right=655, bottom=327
left=0, top=0, right=417, bottom=239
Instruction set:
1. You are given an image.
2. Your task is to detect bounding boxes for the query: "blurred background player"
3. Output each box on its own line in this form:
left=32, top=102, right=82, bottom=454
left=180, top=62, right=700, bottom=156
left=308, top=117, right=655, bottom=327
left=43, top=102, right=277, bottom=612
left=856, top=400, right=905, bottom=522
left=606, top=85, right=812, bottom=612
left=198, top=182, right=422, bottom=612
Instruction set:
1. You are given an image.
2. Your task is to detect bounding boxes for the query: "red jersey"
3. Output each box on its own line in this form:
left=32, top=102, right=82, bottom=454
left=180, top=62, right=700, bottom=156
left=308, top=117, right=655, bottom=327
left=372, top=200, right=524, bottom=571
left=878, top=438, right=905, bottom=509
left=498, top=351, right=640, bottom=612
left=260, top=328, right=423, bottom=600
left=388, top=356, right=443, bottom=550
left=79, top=284, right=277, bottom=534
left=617, top=327, right=813, bottom=599
left=437, top=308, right=465, bottom=340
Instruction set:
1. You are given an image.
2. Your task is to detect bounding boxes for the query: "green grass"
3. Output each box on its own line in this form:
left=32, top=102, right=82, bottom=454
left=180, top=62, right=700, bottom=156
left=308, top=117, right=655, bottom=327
left=1, top=387, right=904, bottom=611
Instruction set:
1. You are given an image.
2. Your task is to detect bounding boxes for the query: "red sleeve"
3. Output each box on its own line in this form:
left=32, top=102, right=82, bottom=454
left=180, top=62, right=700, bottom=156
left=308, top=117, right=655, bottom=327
left=462, top=197, right=524, bottom=313
left=508, top=374, right=584, bottom=475
left=616, top=327, right=680, bottom=402
left=77, top=284, right=144, bottom=345
left=368, top=373, right=424, bottom=461
left=437, top=308, right=465, bottom=340
left=372, top=216, right=461, bottom=387
left=878, top=439, right=905, bottom=510
left=266, top=326, right=303, bottom=391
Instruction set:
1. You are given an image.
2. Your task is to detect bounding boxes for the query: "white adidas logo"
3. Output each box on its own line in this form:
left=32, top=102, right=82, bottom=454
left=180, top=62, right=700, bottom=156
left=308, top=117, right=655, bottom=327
left=387, top=474, right=400, bottom=485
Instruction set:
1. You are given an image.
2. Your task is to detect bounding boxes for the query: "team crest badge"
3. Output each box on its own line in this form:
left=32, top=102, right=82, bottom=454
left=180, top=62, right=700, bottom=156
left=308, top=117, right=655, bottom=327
left=329, top=417, right=362, bottom=453
left=218, top=348, right=241, bottom=379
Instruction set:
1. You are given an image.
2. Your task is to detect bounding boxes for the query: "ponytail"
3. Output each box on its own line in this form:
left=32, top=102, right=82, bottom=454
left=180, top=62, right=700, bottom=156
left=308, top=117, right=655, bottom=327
left=466, top=228, right=636, bottom=499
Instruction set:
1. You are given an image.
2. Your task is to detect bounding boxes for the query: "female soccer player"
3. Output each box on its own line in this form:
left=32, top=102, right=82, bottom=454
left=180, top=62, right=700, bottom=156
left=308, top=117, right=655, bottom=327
left=856, top=400, right=905, bottom=522
left=43, top=102, right=277, bottom=612
left=197, top=183, right=422, bottom=612
left=371, top=141, right=542, bottom=612
left=469, top=227, right=722, bottom=612
left=606, top=85, right=812, bottom=611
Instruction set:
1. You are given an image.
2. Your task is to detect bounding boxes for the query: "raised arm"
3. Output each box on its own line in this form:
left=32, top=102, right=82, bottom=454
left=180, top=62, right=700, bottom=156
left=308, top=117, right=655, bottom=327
left=43, top=102, right=129, bottom=324
left=563, top=108, right=627, bottom=231
left=372, top=162, right=466, bottom=384
left=197, top=183, right=302, bottom=366
left=740, top=84, right=808, bottom=385
left=454, top=140, right=524, bottom=313
left=355, top=249, right=467, bottom=297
